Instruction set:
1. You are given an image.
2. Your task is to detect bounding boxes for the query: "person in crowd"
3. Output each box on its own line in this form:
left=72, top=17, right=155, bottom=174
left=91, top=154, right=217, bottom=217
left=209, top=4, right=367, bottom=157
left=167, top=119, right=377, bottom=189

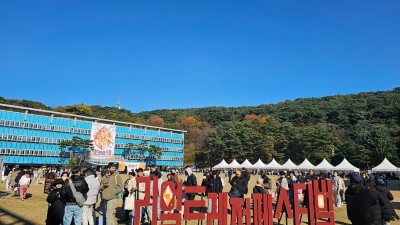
left=62, top=166, right=89, bottom=225
left=61, top=172, right=69, bottom=182
left=241, top=167, right=250, bottom=197
left=18, top=172, right=31, bottom=201
left=276, top=171, right=289, bottom=197
left=375, top=179, right=399, bottom=225
left=184, top=167, right=198, bottom=213
left=171, top=169, right=182, bottom=183
left=228, top=170, right=232, bottom=182
left=253, top=178, right=265, bottom=194
left=288, top=171, right=297, bottom=205
left=14, top=167, right=26, bottom=196
left=98, top=167, right=108, bottom=225
left=149, top=167, right=164, bottom=220
left=100, top=163, right=123, bottom=225
left=345, top=172, right=385, bottom=225
left=261, top=172, right=272, bottom=194
left=36, top=167, right=44, bottom=184
left=307, top=169, right=317, bottom=182
left=332, top=171, right=342, bottom=207
left=230, top=170, right=246, bottom=198
left=338, top=173, right=346, bottom=204
left=228, top=182, right=241, bottom=198
left=131, top=168, right=148, bottom=225
left=82, top=168, right=100, bottom=225
left=205, top=170, right=223, bottom=212
left=123, top=171, right=136, bottom=222
left=46, top=179, right=66, bottom=225
left=4, top=166, right=11, bottom=190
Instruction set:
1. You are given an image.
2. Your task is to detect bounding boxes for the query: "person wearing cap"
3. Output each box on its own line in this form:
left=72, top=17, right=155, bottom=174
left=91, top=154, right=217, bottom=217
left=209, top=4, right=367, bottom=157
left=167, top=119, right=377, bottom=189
left=100, top=163, right=123, bottom=225
left=46, top=179, right=65, bottom=225
left=345, top=172, right=385, bottom=225
left=205, top=170, right=223, bottom=213
left=375, top=179, right=399, bottom=224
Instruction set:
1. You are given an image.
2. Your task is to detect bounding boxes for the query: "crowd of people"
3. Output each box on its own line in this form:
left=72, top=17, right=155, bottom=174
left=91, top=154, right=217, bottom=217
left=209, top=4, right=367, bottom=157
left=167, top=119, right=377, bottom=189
left=1, top=164, right=399, bottom=225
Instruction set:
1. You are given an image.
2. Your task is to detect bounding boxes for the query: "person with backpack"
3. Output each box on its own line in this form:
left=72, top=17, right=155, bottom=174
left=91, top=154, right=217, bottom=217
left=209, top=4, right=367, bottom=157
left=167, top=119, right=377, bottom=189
left=230, top=170, right=246, bottom=198
left=345, top=172, right=385, bottom=225
left=62, top=166, right=89, bottom=225
left=100, top=162, right=123, bottom=225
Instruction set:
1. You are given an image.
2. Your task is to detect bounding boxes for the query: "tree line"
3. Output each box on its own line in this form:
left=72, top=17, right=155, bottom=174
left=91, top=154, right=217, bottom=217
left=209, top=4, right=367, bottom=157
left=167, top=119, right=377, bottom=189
left=1, top=87, right=399, bottom=169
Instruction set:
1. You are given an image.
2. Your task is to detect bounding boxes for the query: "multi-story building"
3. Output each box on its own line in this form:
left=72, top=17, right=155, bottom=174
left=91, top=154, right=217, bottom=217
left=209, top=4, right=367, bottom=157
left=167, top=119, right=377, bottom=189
left=0, top=103, right=185, bottom=168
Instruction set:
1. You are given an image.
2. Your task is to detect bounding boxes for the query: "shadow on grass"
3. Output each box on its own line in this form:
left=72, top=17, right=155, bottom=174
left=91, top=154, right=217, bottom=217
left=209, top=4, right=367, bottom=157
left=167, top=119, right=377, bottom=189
left=0, top=205, right=38, bottom=225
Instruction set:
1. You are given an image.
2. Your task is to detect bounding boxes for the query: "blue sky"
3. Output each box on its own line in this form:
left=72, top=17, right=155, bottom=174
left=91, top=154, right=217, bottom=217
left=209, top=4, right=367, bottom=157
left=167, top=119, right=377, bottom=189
left=1, top=1, right=399, bottom=113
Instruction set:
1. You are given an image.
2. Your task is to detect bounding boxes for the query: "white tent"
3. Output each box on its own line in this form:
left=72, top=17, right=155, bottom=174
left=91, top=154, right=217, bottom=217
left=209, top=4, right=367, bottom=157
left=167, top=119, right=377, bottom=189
left=213, top=159, right=229, bottom=169
left=335, top=158, right=359, bottom=171
left=315, top=158, right=335, bottom=171
left=372, top=158, right=399, bottom=172
left=228, top=159, right=241, bottom=169
left=297, top=158, right=315, bottom=170
left=240, top=159, right=253, bottom=169
left=264, top=158, right=282, bottom=170
left=281, top=159, right=297, bottom=170
left=252, top=159, right=267, bottom=169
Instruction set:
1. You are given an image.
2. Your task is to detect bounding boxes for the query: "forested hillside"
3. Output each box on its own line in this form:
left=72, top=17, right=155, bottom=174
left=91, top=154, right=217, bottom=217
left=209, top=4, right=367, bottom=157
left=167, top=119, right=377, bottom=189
left=1, top=87, right=399, bottom=169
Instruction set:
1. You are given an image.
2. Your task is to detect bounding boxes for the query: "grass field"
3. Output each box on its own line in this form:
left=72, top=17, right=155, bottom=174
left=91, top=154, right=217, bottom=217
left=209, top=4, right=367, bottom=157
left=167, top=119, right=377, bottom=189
left=0, top=173, right=399, bottom=225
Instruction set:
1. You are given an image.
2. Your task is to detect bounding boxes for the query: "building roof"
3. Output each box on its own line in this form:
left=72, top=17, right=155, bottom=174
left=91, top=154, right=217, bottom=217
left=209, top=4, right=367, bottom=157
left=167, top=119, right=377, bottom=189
left=0, top=103, right=186, bottom=133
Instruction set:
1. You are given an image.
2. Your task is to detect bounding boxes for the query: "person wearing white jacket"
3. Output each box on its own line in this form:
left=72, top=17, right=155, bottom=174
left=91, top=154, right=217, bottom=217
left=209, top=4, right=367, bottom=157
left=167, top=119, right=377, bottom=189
left=18, top=173, right=31, bottom=201
left=82, top=168, right=100, bottom=225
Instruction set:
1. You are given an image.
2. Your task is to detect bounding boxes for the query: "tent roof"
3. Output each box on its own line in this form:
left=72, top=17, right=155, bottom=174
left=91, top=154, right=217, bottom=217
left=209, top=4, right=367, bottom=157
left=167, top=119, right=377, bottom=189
left=372, top=158, right=399, bottom=172
left=335, top=158, right=359, bottom=171
left=252, top=159, right=267, bottom=169
left=297, top=158, right=315, bottom=170
left=240, top=159, right=253, bottom=169
left=228, top=159, right=241, bottom=168
left=315, top=158, right=335, bottom=170
left=281, top=159, right=297, bottom=170
left=213, top=159, right=229, bottom=169
left=264, top=158, right=281, bottom=169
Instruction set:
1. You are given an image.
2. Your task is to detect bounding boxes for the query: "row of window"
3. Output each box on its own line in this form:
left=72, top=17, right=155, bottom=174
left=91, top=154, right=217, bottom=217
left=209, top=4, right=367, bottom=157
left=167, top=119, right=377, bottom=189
left=114, top=143, right=183, bottom=152
left=0, top=148, right=60, bottom=157
left=0, top=134, right=63, bottom=144
left=114, top=154, right=182, bottom=161
left=0, top=119, right=183, bottom=144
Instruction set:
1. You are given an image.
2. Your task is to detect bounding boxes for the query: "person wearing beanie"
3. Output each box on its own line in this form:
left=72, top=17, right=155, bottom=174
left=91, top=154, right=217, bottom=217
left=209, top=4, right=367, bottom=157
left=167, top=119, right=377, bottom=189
left=375, top=179, right=399, bottom=224
left=46, top=179, right=66, bottom=225
left=345, top=172, right=385, bottom=225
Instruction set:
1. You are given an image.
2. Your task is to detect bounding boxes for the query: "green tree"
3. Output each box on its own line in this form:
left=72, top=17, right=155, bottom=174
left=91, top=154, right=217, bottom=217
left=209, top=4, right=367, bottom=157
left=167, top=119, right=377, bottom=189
left=124, top=140, right=162, bottom=165
left=59, top=136, right=93, bottom=166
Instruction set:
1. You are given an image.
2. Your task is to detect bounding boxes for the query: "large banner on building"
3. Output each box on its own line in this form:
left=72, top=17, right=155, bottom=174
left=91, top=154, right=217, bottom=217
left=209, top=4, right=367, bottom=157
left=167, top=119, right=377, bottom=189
left=90, top=123, right=116, bottom=160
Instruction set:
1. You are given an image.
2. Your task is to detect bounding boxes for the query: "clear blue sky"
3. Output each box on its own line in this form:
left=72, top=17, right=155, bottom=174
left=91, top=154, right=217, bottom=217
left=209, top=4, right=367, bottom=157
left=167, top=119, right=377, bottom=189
left=1, top=1, right=399, bottom=113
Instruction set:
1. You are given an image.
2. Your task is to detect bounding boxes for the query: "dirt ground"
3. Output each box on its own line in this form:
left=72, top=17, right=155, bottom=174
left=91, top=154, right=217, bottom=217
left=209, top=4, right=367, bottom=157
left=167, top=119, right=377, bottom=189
left=0, top=173, right=399, bottom=225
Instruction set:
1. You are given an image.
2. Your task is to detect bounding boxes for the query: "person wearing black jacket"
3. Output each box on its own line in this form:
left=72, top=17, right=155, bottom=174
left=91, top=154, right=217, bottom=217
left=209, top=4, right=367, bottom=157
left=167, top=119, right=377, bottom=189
left=230, top=170, right=246, bottom=198
left=241, top=168, right=250, bottom=196
left=375, top=179, right=399, bottom=224
left=253, top=178, right=265, bottom=194
left=46, top=179, right=65, bottom=225
left=345, top=173, right=385, bottom=225
left=184, top=167, right=197, bottom=213
left=205, top=170, right=223, bottom=213
left=62, top=167, right=89, bottom=225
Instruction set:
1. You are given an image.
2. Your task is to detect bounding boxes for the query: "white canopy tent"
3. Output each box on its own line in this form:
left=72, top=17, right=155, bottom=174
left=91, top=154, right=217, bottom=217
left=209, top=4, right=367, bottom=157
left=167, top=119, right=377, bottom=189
left=240, top=159, right=253, bottom=169
left=280, top=159, right=297, bottom=170
left=315, top=158, right=335, bottom=171
left=372, top=158, right=399, bottom=172
left=335, top=158, right=359, bottom=171
left=252, top=159, right=267, bottom=169
left=297, top=158, right=315, bottom=170
left=264, top=158, right=282, bottom=170
left=228, top=159, right=241, bottom=169
left=213, top=159, right=229, bottom=169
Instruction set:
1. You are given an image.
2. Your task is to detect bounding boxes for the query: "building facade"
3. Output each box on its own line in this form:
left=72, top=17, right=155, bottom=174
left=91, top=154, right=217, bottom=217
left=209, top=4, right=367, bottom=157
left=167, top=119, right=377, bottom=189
left=0, top=103, right=185, bottom=167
